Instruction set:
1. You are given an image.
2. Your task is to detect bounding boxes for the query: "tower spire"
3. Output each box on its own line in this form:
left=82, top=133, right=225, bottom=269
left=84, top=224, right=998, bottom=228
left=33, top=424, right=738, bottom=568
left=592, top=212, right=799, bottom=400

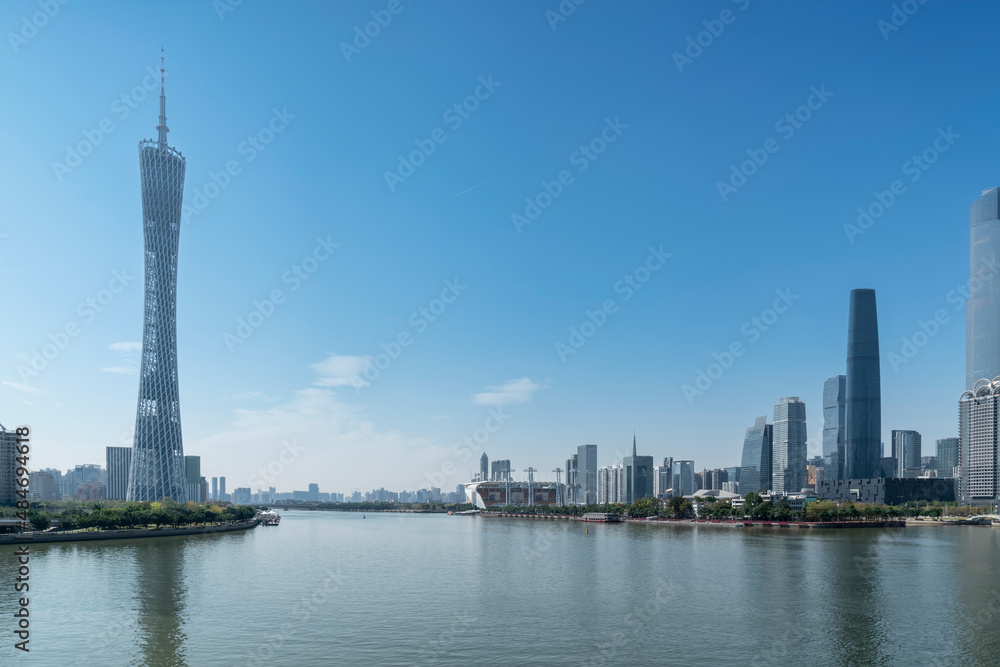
left=156, top=46, right=169, bottom=147
left=633, top=431, right=637, bottom=458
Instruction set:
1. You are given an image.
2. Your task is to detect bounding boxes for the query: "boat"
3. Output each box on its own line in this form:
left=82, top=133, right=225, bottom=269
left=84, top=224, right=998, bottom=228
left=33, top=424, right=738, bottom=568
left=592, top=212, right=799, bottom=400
left=259, top=510, right=281, bottom=526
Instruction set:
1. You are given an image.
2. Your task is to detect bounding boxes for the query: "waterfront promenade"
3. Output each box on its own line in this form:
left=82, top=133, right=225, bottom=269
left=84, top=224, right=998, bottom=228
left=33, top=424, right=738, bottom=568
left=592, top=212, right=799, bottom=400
left=0, top=518, right=260, bottom=545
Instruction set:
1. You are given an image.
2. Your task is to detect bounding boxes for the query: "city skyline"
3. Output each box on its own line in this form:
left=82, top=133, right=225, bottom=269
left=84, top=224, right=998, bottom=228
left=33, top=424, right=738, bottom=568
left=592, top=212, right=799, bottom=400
left=1, top=3, right=995, bottom=491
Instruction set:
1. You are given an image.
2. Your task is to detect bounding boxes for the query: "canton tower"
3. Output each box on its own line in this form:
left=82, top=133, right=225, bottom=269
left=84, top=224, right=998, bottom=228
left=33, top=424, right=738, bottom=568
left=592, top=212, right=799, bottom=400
left=127, top=51, right=188, bottom=502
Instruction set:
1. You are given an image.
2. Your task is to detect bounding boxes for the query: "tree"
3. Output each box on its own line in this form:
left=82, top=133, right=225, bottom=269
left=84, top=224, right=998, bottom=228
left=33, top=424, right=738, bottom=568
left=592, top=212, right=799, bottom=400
left=742, top=492, right=762, bottom=518
left=774, top=500, right=793, bottom=522
left=628, top=497, right=658, bottom=518
left=28, top=512, right=50, bottom=531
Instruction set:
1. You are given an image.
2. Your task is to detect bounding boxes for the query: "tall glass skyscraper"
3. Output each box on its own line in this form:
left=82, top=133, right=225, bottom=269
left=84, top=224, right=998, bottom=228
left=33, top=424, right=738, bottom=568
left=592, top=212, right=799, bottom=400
left=740, top=416, right=772, bottom=494
left=823, top=375, right=846, bottom=481
left=845, top=289, right=881, bottom=480
left=772, top=397, right=807, bottom=494
left=891, top=430, right=922, bottom=478
left=127, top=56, right=188, bottom=503
left=577, top=444, right=598, bottom=504
left=967, top=187, right=1000, bottom=391
left=936, top=438, right=959, bottom=479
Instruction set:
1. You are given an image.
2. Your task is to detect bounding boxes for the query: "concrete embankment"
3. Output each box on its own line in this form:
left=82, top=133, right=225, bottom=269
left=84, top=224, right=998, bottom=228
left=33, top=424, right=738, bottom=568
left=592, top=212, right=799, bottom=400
left=0, top=519, right=260, bottom=545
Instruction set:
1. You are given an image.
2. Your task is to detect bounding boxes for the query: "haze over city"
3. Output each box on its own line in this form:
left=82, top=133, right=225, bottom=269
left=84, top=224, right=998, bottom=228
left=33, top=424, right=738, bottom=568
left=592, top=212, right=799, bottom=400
left=1, top=1, right=992, bottom=493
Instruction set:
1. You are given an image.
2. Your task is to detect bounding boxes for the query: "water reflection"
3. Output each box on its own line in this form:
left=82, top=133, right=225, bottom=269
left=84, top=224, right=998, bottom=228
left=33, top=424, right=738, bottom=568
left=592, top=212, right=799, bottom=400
left=131, top=538, right=188, bottom=666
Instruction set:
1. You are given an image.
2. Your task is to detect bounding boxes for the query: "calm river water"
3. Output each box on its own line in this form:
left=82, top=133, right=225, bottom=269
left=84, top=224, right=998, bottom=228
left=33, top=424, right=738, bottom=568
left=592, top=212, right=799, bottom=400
left=1, top=511, right=999, bottom=665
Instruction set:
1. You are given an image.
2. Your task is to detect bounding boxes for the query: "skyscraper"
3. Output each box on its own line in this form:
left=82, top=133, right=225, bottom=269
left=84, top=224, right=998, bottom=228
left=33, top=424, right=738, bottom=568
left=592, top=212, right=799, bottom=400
left=823, top=375, right=846, bottom=481
left=623, top=436, right=653, bottom=503
left=577, top=444, right=597, bottom=505
left=490, top=459, right=511, bottom=481
left=891, top=430, right=922, bottom=478
left=219, top=476, right=227, bottom=501
left=959, top=383, right=1000, bottom=504
left=740, top=416, right=772, bottom=494
left=211, top=476, right=218, bottom=500
left=127, top=54, right=188, bottom=503
left=106, top=446, right=132, bottom=501
left=845, top=289, right=881, bottom=480
left=967, top=187, right=1000, bottom=391
left=184, top=456, right=202, bottom=503
left=671, top=460, right=695, bottom=497
left=0, top=424, right=17, bottom=505
left=936, top=438, right=959, bottom=478
left=772, top=397, right=807, bottom=495
left=479, top=453, right=489, bottom=482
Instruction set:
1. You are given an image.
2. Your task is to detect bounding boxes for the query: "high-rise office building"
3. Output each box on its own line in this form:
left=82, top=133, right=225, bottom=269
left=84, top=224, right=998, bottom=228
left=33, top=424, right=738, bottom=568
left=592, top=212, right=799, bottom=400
left=577, top=444, right=598, bottom=505
left=219, top=476, right=227, bottom=501
left=128, top=55, right=188, bottom=503
left=936, top=438, right=959, bottom=478
left=967, top=187, right=1000, bottom=391
left=28, top=470, right=59, bottom=501
left=105, top=446, right=132, bottom=501
left=773, top=397, right=807, bottom=494
left=740, top=416, right=772, bottom=494
left=623, top=436, right=653, bottom=503
left=959, top=383, right=1000, bottom=504
left=598, top=465, right=623, bottom=504
left=0, top=424, right=18, bottom=505
left=184, top=456, right=202, bottom=503
left=653, top=465, right=672, bottom=497
left=211, top=476, right=218, bottom=500
left=845, top=289, right=882, bottom=480
left=891, top=430, right=922, bottom=478
left=823, top=375, right=846, bottom=481
left=490, top=459, right=511, bottom=481
left=671, top=460, right=695, bottom=498
left=565, top=454, right=578, bottom=505
left=479, top=453, right=489, bottom=482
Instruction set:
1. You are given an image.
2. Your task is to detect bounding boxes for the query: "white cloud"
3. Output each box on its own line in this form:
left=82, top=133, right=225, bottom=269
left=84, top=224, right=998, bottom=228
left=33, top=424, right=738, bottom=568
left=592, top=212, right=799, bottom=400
left=108, top=342, right=142, bottom=352
left=310, top=354, right=372, bottom=388
left=17, top=398, right=34, bottom=407
left=230, top=391, right=279, bottom=402
left=101, top=367, right=137, bottom=375
left=472, top=377, right=546, bottom=406
left=2, top=381, right=40, bottom=394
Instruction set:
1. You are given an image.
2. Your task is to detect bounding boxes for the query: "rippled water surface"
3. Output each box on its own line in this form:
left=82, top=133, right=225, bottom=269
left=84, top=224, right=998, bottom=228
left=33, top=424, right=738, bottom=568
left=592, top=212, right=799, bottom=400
left=2, top=512, right=999, bottom=665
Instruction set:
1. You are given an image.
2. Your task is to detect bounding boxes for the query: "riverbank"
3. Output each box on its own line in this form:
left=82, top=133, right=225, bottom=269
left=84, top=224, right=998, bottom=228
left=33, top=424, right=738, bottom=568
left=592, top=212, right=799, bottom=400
left=478, top=513, right=908, bottom=528
left=0, top=518, right=260, bottom=545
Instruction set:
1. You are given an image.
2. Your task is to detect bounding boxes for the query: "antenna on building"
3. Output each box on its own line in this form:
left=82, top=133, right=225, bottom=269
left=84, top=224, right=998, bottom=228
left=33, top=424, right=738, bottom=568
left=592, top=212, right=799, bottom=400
left=156, top=46, right=169, bottom=147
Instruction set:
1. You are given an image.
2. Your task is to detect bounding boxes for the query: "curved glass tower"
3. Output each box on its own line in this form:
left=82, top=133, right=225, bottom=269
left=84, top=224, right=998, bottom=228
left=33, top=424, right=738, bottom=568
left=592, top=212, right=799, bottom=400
left=845, top=289, right=881, bottom=480
left=127, top=58, right=187, bottom=502
left=967, top=187, right=1000, bottom=391
left=740, top=416, right=772, bottom=494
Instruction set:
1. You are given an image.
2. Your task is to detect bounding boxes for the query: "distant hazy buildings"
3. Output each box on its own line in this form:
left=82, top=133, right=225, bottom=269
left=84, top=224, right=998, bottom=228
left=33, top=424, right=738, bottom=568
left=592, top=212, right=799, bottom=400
left=490, top=459, right=511, bottom=481
left=959, top=381, right=1000, bottom=504
left=28, top=470, right=58, bottom=502
left=936, top=438, right=959, bottom=478
left=845, top=289, right=882, bottom=479
left=211, top=476, right=218, bottom=500
left=823, top=375, right=846, bottom=481
left=740, top=416, right=772, bottom=494
left=891, top=430, right=922, bottom=478
left=967, top=187, right=1000, bottom=391
left=623, top=437, right=653, bottom=503
left=220, top=476, right=227, bottom=502
left=106, top=446, right=132, bottom=501
left=479, top=453, right=489, bottom=482
left=577, top=444, right=598, bottom=505
left=773, top=397, right=807, bottom=494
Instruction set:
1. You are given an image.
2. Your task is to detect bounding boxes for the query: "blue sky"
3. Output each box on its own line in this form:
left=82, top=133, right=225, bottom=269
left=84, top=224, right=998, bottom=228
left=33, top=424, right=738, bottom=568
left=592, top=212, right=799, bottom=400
left=0, top=0, right=993, bottom=494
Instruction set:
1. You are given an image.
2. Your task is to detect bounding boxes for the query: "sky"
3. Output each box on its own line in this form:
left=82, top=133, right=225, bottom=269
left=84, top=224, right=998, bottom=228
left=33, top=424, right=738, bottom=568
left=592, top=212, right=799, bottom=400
left=0, top=0, right=995, bottom=495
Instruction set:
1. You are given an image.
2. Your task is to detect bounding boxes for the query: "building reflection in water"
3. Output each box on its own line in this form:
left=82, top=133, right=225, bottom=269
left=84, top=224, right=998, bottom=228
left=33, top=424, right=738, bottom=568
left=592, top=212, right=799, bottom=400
left=132, top=538, right=188, bottom=667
